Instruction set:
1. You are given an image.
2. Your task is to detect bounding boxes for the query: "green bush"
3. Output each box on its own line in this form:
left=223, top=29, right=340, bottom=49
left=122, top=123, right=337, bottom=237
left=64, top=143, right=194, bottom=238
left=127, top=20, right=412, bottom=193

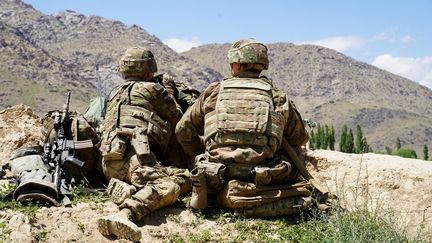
left=396, top=148, right=417, bottom=159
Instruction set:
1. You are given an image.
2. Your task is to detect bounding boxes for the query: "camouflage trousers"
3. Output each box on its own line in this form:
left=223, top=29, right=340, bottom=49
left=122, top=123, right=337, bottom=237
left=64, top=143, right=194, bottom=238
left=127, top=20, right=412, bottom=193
left=103, top=151, right=191, bottom=221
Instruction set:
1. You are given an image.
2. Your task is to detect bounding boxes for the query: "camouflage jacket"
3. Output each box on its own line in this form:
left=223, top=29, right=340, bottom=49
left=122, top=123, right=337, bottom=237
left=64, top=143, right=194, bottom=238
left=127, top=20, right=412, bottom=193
left=101, top=76, right=183, bottom=156
left=175, top=72, right=308, bottom=165
left=154, top=73, right=200, bottom=113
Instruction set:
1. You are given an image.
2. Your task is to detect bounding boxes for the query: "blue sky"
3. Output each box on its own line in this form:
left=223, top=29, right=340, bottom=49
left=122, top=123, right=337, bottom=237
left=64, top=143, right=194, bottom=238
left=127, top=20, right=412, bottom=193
left=23, top=0, right=432, bottom=89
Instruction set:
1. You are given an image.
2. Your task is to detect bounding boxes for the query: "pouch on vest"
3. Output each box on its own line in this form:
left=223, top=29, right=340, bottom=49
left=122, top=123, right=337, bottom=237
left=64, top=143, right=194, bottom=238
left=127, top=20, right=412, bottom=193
left=195, top=155, right=226, bottom=193
left=130, top=127, right=151, bottom=160
left=100, top=130, right=128, bottom=161
left=252, top=161, right=294, bottom=186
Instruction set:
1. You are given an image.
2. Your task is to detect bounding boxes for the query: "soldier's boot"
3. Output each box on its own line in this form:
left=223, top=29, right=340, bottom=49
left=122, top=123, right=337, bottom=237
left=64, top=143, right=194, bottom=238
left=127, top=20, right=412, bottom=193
left=106, top=178, right=137, bottom=204
left=235, top=196, right=313, bottom=217
left=97, top=208, right=141, bottom=242
left=190, top=167, right=208, bottom=209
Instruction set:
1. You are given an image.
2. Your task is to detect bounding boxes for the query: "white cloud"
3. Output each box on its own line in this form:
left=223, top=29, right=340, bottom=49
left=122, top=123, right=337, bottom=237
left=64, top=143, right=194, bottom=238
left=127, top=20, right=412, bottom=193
left=400, top=35, right=416, bottom=43
left=373, top=32, right=396, bottom=42
left=372, top=54, right=432, bottom=89
left=162, top=37, right=202, bottom=53
left=302, top=36, right=367, bottom=52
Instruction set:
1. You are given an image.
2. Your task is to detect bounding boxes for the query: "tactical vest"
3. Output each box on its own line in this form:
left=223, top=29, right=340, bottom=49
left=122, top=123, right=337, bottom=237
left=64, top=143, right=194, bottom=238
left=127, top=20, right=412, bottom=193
left=100, top=81, right=171, bottom=160
left=204, top=78, right=285, bottom=155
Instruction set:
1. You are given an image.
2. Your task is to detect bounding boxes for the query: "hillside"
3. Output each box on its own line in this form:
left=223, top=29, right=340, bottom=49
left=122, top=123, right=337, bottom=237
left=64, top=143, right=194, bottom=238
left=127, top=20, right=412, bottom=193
left=0, top=0, right=221, bottom=113
left=183, top=43, right=432, bottom=154
left=1, top=0, right=430, bottom=153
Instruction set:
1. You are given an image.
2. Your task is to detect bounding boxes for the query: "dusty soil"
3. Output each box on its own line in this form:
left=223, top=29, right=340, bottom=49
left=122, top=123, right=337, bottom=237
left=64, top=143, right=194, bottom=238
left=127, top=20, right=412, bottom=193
left=0, top=105, right=43, bottom=164
left=0, top=105, right=431, bottom=242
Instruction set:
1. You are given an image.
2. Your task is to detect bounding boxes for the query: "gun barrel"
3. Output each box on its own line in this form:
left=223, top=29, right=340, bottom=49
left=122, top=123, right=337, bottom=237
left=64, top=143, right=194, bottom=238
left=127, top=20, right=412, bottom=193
left=63, top=92, right=71, bottom=113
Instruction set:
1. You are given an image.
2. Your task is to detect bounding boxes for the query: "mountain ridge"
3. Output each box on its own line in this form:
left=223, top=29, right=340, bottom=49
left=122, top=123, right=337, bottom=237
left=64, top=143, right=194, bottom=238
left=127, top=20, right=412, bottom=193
left=0, top=0, right=430, bottom=154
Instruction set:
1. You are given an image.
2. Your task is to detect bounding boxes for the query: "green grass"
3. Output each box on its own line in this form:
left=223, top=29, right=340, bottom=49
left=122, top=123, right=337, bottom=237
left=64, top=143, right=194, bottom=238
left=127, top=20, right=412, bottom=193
left=0, top=68, right=97, bottom=114
left=70, top=184, right=109, bottom=205
left=0, top=183, right=45, bottom=219
left=162, top=204, right=425, bottom=243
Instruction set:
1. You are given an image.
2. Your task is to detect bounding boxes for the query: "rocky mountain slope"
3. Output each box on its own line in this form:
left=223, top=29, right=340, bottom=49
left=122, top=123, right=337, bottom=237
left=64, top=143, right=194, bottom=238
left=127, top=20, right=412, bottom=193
left=1, top=0, right=430, bottom=154
left=0, top=0, right=221, bottom=113
left=183, top=43, right=432, bottom=154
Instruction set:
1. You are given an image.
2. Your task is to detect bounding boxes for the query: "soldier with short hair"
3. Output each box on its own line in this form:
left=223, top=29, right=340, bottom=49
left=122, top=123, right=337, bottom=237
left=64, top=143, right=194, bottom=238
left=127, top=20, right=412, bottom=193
left=97, top=47, right=191, bottom=242
left=175, top=39, right=314, bottom=216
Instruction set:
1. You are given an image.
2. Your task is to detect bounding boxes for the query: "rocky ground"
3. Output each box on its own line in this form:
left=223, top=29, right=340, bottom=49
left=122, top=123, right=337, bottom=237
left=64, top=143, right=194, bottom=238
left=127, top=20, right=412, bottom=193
left=0, top=105, right=431, bottom=242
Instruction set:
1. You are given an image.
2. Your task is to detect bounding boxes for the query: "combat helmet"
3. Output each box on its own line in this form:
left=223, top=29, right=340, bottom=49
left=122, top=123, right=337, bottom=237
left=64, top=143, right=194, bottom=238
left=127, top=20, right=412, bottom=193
left=227, top=39, right=269, bottom=70
left=119, top=47, right=157, bottom=75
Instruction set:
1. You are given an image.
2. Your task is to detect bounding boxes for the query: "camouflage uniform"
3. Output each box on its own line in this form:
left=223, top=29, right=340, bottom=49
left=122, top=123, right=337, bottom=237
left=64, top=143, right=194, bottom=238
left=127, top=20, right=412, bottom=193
left=175, top=39, right=313, bottom=216
left=97, top=47, right=191, bottom=242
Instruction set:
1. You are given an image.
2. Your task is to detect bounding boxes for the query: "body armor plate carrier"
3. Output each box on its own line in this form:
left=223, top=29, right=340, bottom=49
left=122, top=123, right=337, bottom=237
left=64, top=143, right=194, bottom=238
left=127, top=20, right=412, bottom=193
left=204, top=78, right=285, bottom=154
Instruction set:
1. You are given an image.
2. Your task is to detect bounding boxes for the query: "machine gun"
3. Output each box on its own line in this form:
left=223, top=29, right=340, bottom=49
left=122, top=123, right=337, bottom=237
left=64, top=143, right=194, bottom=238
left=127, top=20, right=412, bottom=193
left=42, top=92, right=85, bottom=202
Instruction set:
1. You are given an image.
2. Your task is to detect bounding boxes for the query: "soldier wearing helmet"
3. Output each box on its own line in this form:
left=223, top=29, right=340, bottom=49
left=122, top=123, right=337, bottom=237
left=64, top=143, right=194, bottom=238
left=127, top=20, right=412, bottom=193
left=97, top=47, right=191, bottom=241
left=175, top=39, right=313, bottom=216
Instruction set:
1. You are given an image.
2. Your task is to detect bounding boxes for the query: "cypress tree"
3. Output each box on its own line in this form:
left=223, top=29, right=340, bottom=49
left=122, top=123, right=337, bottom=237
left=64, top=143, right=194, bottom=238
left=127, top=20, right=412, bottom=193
left=361, top=137, right=369, bottom=153
left=323, top=125, right=329, bottom=149
left=309, top=130, right=315, bottom=150
left=424, top=144, right=429, bottom=161
left=329, top=125, right=336, bottom=150
left=316, top=123, right=322, bottom=149
left=385, top=146, right=392, bottom=155
left=340, top=125, right=348, bottom=152
left=396, top=137, right=401, bottom=150
left=355, top=124, right=364, bottom=153
left=347, top=128, right=354, bottom=153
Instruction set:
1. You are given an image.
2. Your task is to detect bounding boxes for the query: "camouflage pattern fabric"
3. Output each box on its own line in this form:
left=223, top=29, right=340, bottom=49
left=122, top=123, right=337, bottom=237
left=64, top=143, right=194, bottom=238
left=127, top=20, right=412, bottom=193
left=100, top=78, right=183, bottom=172
left=109, top=165, right=190, bottom=221
left=100, top=75, right=190, bottom=225
left=175, top=71, right=310, bottom=211
left=175, top=73, right=308, bottom=166
left=217, top=179, right=312, bottom=209
left=203, top=77, right=285, bottom=164
left=227, top=39, right=269, bottom=70
left=119, top=47, right=157, bottom=75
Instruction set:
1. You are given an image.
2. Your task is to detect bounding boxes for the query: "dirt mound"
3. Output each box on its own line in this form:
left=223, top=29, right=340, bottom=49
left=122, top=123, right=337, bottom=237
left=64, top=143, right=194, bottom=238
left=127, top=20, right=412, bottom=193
left=0, top=105, right=43, bottom=164
left=309, top=150, right=432, bottom=238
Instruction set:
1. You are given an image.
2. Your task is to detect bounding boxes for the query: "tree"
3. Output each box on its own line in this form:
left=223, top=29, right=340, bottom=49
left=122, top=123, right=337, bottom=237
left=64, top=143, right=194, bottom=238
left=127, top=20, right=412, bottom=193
left=329, top=125, right=336, bottom=150
left=309, top=130, right=315, bottom=150
left=355, top=124, right=364, bottom=154
left=347, top=128, right=354, bottom=153
left=424, top=144, right=429, bottom=161
left=323, top=125, right=329, bottom=149
left=316, top=123, right=322, bottom=149
left=339, top=125, right=348, bottom=152
left=396, top=137, right=401, bottom=150
left=385, top=146, right=392, bottom=155
left=361, top=137, right=370, bottom=153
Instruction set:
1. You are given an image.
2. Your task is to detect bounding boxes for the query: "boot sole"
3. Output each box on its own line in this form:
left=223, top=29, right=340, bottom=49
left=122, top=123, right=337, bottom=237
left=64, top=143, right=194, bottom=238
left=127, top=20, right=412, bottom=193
left=106, top=178, right=132, bottom=204
left=98, top=215, right=141, bottom=242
